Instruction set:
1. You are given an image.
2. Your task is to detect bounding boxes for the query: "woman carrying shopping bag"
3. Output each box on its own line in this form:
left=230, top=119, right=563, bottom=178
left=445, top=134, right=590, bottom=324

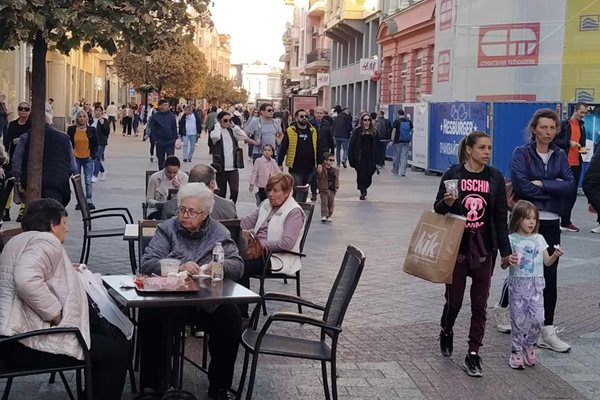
left=434, top=131, right=515, bottom=378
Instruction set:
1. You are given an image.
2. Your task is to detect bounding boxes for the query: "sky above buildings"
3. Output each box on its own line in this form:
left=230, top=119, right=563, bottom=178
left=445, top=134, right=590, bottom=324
left=210, top=0, right=292, bottom=67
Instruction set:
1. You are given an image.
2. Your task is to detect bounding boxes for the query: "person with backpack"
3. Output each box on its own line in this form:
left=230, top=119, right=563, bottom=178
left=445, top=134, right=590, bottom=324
left=388, top=109, right=413, bottom=176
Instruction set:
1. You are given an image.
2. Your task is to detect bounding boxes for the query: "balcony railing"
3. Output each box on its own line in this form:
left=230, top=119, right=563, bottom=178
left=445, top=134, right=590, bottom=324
left=306, top=49, right=331, bottom=64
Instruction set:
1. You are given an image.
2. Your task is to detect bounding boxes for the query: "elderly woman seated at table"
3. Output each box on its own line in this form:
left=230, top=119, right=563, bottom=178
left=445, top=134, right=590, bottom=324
left=140, top=182, right=243, bottom=400
left=239, top=172, right=306, bottom=319
left=146, top=155, right=189, bottom=218
left=0, top=198, right=131, bottom=400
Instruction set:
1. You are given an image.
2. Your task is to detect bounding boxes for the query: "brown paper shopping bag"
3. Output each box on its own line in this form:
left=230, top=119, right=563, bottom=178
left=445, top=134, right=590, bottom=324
left=403, top=211, right=466, bottom=284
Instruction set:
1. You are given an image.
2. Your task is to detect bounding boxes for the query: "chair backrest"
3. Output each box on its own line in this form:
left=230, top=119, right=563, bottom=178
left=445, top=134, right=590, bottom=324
left=297, top=203, right=314, bottom=253
left=71, top=175, right=91, bottom=226
left=323, top=245, right=366, bottom=334
left=294, top=184, right=309, bottom=203
left=219, top=219, right=242, bottom=249
left=145, top=170, right=157, bottom=196
left=0, top=227, right=22, bottom=253
left=138, top=219, right=162, bottom=270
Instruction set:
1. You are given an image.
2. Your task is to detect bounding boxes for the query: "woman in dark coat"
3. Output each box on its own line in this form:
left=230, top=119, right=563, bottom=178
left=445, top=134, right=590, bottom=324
left=348, top=112, right=380, bottom=200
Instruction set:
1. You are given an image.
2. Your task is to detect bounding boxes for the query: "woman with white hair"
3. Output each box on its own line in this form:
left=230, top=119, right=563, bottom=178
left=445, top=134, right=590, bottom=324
left=138, top=182, right=244, bottom=400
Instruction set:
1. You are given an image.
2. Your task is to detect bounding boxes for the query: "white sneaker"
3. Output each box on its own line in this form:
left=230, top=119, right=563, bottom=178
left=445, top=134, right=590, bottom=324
left=326, top=217, right=332, bottom=222
left=99, top=172, right=106, bottom=181
left=537, top=325, right=571, bottom=353
left=321, top=217, right=327, bottom=223
left=91, top=176, right=98, bottom=183
left=494, top=305, right=511, bottom=333
left=591, top=225, right=600, bottom=234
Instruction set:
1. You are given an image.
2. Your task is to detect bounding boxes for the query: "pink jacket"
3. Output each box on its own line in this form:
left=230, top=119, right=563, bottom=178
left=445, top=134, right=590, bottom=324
left=250, top=156, right=279, bottom=188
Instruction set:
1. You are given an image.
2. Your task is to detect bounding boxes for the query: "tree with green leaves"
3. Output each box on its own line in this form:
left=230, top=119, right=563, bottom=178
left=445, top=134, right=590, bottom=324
left=203, top=73, right=250, bottom=106
left=113, top=41, right=209, bottom=100
left=0, top=0, right=210, bottom=201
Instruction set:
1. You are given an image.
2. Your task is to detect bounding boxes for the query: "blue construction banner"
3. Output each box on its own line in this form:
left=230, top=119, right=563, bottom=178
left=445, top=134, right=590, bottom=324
left=428, top=102, right=489, bottom=173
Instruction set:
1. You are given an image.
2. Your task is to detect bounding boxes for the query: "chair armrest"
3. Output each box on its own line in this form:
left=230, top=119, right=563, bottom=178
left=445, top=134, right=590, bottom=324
left=268, top=311, right=342, bottom=332
left=84, top=213, right=130, bottom=224
left=0, top=327, right=90, bottom=359
left=90, top=207, right=133, bottom=223
left=263, top=292, right=325, bottom=311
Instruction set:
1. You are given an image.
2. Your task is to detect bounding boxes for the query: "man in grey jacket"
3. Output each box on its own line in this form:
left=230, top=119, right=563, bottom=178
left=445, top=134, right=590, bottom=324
left=161, top=163, right=237, bottom=220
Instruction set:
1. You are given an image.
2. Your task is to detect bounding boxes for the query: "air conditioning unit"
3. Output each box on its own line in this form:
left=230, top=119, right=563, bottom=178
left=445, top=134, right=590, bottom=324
left=414, top=66, right=422, bottom=74
left=400, top=69, right=408, bottom=77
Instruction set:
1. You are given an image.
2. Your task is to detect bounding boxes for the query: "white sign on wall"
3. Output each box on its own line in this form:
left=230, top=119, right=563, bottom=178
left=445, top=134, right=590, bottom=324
left=359, top=58, right=379, bottom=75
left=405, top=102, right=429, bottom=170
left=316, top=73, right=330, bottom=88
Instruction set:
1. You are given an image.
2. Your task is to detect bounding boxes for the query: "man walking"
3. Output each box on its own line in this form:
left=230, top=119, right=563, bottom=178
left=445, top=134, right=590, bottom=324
left=554, top=102, right=587, bottom=232
left=389, top=109, right=413, bottom=176
left=106, top=101, right=118, bottom=132
left=245, top=103, right=283, bottom=162
left=331, top=106, right=352, bottom=168
left=179, top=105, right=203, bottom=163
left=309, top=106, right=335, bottom=201
left=149, top=99, right=178, bottom=169
left=278, top=109, right=320, bottom=196
left=375, top=110, right=392, bottom=167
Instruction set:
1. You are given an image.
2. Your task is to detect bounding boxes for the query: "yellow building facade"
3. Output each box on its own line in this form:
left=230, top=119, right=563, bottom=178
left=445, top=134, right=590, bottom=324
left=561, top=0, right=600, bottom=102
left=194, top=22, right=232, bottom=77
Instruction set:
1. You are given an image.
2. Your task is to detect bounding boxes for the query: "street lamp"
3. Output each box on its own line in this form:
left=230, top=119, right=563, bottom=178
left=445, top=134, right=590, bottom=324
left=143, top=55, right=152, bottom=124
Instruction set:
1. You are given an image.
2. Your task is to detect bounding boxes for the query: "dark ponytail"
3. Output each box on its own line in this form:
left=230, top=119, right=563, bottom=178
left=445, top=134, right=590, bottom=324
left=457, top=131, right=490, bottom=164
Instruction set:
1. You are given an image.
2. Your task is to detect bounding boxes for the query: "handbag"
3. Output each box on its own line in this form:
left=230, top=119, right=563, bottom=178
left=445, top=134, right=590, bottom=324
left=236, top=147, right=245, bottom=169
left=403, top=211, right=466, bottom=284
left=175, top=137, right=183, bottom=150
left=241, top=230, right=263, bottom=260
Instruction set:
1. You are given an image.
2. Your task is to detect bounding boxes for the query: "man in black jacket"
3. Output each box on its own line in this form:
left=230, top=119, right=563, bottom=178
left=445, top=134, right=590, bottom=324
left=583, top=148, right=600, bottom=233
left=331, top=106, right=353, bottom=168
left=92, top=105, right=110, bottom=182
left=554, top=102, right=587, bottom=232
left=308, top=106, right=334, bottom=201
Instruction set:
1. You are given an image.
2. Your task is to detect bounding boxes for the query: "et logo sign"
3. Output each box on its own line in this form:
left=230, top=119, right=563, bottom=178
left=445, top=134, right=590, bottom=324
left=477, top=23, right=540, bottom=68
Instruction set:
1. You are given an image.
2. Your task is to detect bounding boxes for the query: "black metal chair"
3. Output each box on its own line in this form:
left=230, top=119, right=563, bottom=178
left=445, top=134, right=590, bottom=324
left=142, top=170, right=157, bottom=219
left=236, top=245, right=366, bottom=400
left=0, top=327, right=93, bottom=400
left=137, top=219, right=161, bottom=268
left=249, top=202, right=314, bottom=315
left=293, top=184, right=309, bottom=203
left=71, top=175, right=133, bottom=264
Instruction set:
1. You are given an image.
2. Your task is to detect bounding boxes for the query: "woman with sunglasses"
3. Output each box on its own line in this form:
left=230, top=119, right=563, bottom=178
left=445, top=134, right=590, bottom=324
left=210, top=111, right=256, bottom=203
left=348, top=112, right=381, bottom=200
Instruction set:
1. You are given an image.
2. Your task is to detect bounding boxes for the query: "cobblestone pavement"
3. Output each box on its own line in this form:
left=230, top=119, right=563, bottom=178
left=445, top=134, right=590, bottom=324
left=2, top=132, right=599, bottom=400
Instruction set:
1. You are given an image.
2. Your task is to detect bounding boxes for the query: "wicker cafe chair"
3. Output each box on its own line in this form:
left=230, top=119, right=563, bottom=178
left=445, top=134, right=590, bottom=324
left=0, top=328, right=92, bottom=400
left=249, top=202, right=314, bottom=315
left=236, top=245, right=366, bottom=400
left=71, top=175, right=133, bottom=264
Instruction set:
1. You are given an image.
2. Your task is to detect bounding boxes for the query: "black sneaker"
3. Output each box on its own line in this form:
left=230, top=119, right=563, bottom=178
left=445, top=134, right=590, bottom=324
left=16, top=209, right=25, bottom=223
left=88, top=203, right=96, bottom=210
left=342, top=161, right=347, bottom=168
left=2, top=209, right=10, bottom=222
left=463, top=352, right=483, bottom=377
left=439, top=330, right=453, bottom=357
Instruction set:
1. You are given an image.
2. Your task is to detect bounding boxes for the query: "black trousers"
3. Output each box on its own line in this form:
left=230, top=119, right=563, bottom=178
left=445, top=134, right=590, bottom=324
left=2, top=319, right=129, bottom=400
left=155, top=143, right=175, bottom=170
left=122, top=116, right=132, bottom=135
left=560, top=165, right=581, bottom=226
left=216, top=169, right=239, bottom=203
left=239, top=258, right=265, bottom=318
left=138, top=305, right=241, bottom=392
left=498, top=219, right=560, bottom=325
left=441, top=254, right=493, bottom=354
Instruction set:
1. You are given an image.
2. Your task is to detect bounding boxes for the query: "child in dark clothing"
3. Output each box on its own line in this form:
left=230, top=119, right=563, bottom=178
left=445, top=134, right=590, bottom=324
left=317, top=152, right=339, bottom=222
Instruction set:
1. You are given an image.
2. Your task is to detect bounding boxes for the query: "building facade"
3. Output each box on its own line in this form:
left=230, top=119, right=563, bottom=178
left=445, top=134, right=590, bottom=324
left=324, top=0, right=380, bottom=113
left=241, top=62, right=283, bottom=107
left=0, top=45, right=128, bottom=130
left=377, top=0, right=434, bottom=108
left=193, top=19, right=232, bottom=77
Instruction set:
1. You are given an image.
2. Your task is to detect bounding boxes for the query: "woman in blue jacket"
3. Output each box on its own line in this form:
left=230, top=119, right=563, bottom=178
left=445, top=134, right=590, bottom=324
left=502, top=108, right=574, bottom=353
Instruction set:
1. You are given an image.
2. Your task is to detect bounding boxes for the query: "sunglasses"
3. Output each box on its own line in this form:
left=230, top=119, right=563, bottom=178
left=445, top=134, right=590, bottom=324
left=327, top=158, right=335, bottom=162
left=362, top=118, right=371, bottom=122
left=221, top=118, right=231, bottom=123
left=18, top=107, right=30, bottom=112
left=265, top=109, right=274, bottom=112
left=297, top=115, right=308, bottom=119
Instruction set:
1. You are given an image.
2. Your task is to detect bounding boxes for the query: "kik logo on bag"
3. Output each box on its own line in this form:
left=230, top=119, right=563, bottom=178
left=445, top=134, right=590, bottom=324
left=412, top=223, right=446, bottom=262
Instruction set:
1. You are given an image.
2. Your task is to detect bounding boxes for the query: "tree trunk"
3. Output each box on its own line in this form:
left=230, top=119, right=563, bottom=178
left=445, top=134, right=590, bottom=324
left=26, top=31, right=48, bottom=202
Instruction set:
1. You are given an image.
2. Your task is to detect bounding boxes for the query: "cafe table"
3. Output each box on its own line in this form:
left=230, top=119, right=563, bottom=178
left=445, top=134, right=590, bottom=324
left=123, top=224, right=139, bottom=274
left=102, top=274, right=261, bottom=392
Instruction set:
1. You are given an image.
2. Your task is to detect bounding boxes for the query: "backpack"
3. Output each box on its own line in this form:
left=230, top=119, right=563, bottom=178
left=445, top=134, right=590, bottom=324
left=398, top=119, right=412, bottom=143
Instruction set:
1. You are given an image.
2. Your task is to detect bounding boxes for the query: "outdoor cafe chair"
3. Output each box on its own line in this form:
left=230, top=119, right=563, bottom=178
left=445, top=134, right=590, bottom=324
left=142, top=170, right=157, bottom=219
left=293, top=184, right=309, bottom=203
left=249, top=202, right=314, bottom=315
left=236, top=244, right=366, bottom=400
left=71, top=174, right=133, bottom=264
left=0, top=327, right=92, bottom=400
